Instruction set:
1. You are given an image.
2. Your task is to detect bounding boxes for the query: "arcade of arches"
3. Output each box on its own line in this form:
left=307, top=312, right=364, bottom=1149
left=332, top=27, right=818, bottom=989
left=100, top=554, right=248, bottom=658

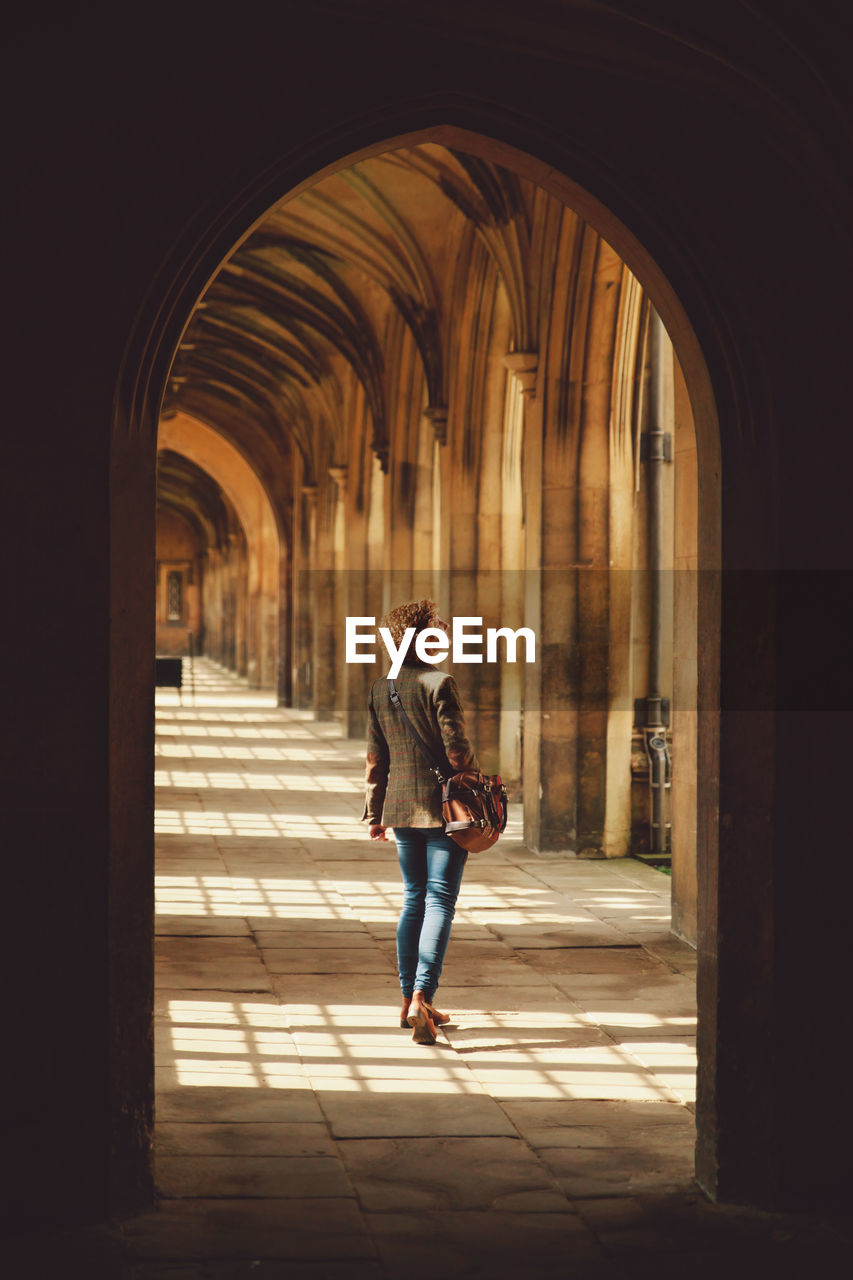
left=157, top=142, right=700, bottom=939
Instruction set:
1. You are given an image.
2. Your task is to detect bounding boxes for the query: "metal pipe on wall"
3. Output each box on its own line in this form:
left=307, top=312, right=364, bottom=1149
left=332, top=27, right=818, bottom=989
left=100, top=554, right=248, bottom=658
left=645, top=308, right=671, bottom=855
left=647, top=308, right=667, bottom=726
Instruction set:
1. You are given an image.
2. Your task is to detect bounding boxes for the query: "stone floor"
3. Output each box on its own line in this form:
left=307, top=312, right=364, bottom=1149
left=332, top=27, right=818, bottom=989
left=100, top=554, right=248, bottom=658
left=18, top=661, right=851, bottom=1277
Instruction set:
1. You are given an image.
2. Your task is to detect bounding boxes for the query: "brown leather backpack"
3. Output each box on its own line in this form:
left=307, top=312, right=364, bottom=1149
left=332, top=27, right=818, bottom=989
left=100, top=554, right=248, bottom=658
left=388, top=680, right=508, bottom=852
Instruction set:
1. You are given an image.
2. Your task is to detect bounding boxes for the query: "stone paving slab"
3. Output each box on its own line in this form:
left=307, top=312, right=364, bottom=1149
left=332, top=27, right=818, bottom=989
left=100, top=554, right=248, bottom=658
left=498, top=1099, right=695, bottom=1149
left=489, top=924, right=634, bottom=947
left=338, top=1135, right=569, bottom=1212
left=155, top=915, right=252, bottom=937
left=260, top=946, right=391, bottom=973
left=155, top=1154, right=354, bottom=1199
left=154, top=963, right=273, bottom=993
left=156, top=938, right=263, bottom=961
left=364, top=1209, right=616, bottom=1280
left=156, top=1121, right=336, bottom=1158
left=317, top=1089, right=517, bottom=1138
left=540, top=1143, right=695, bottom=1197
left=155, top=854, right=231, bottom=871
left=155, top=1087, right=324, bottom=1124
left=269, top=974, right=401, bottom=1005
left=154, top=992, right=291, bottom=1023
left=252, top=927, right=373, bottom=945
left=513, top=945, right=663, bottom=973
left=245, top=915, right=364, bottom=932
left=552, top=971, right=695, bottom=995
left=124, top=1198, right=375, bottom=1260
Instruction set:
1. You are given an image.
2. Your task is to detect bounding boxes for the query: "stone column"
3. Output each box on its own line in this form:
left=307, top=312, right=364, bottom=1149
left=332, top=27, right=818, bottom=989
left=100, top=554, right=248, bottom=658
left=313, top=478, right=337, bottom=721
left=500, top=357, right=537, bottom=795
left=329, top=465, right=349, bottom=720
left=574, top=243, right=631, bottom=857
left=277, top=538, right=293, bottom=707
left=671, top=356, right=699, bottom=940
left=233, top=533, right=248, bottom=677
left=522, top=456, right=580, bottom=848
left=293, top=483, right=316, bottom=709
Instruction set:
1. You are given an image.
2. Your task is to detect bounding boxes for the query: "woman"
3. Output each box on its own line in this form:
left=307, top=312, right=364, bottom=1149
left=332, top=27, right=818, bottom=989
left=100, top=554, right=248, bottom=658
left=362, top=599, right=479, bottom=1045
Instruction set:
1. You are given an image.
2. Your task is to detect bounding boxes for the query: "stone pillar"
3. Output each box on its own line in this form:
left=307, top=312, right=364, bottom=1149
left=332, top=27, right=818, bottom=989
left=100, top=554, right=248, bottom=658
left=246, top=588, right=259, bottom=686
left=444, top=440, right=480, bottom=750
left=232, top=533, right=247, bottom=677
left=521, top=378, right=575, bottom=850
left=313, top=478, right=337, bottom=721
left=385, top=416, right=418, bottom=608
left=601, top=273, right=645, bottom=858
left=329, top=465, right=349, bottom=720
left=498, top=368, right=530, bottom=797
left=277, top=540, right=293, bottom=707
left=574, top=242, right=631, bottom=857
left=671, top=356, right=699, bottom=940
left=293, top=483, right=316, bottom=709
left=223, top=543, right=235, bottom=669
left=340, top=446, right=374, bottom=736
left=412, top=400, right=438, bottom=596
left=523, top=225, right=593, bottom=853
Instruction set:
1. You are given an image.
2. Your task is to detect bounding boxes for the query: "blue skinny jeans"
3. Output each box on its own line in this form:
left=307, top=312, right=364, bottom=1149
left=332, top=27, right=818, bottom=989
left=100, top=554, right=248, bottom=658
left=394, top=827, right=467, bottom=1003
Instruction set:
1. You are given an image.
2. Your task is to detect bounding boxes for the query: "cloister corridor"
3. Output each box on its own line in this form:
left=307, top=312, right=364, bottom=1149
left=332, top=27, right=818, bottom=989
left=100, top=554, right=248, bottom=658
left=35, top=657, right=825, bottom=1278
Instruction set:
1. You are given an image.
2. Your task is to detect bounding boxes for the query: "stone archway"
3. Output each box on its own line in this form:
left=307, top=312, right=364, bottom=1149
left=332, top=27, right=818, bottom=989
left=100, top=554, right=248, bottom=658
left=158, top=413, right=281, bottom=690
left=10, top=4, right=851, bottom=1233
left=154, top=130, right=707, bottom=900
left=110, top=118, right=723, bottom=1216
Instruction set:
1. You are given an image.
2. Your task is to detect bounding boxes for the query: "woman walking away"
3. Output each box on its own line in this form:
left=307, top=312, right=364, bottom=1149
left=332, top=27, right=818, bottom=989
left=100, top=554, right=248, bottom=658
left=362, top=599, right=479, bottom=1045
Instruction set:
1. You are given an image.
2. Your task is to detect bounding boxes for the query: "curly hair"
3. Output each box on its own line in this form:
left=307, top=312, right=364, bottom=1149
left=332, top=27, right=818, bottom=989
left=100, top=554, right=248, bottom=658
left=380, top=599, right=440, bottom=654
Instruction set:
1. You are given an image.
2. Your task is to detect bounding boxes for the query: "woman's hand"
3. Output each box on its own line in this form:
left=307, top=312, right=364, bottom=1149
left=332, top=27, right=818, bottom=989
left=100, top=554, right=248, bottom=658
left=369, top=824, right=389, bottom=841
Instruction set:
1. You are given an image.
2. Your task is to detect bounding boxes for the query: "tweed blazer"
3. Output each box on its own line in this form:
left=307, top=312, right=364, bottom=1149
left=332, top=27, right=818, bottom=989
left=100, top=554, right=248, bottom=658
left=362, top=662, right=479, bottom=828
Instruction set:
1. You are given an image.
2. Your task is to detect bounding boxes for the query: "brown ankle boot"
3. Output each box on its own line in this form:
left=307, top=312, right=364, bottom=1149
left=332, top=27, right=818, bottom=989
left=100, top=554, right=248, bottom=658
left=406, top=991, right=437, bottom=1044
left=424, top=1000, right=450, bottom=1026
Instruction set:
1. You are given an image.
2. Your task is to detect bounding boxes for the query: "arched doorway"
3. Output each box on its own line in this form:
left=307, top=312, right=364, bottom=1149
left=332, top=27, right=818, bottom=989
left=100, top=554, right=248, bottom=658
left=10, top=5, right=850, bottom=1234
left=158, top=413, right=282, bottom=690
left=114, top=120, right=722, bottom=1215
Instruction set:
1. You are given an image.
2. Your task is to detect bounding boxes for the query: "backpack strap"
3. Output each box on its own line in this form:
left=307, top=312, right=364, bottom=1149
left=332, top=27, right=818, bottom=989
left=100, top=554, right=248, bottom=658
left=387, top=679, right=449, bottom=784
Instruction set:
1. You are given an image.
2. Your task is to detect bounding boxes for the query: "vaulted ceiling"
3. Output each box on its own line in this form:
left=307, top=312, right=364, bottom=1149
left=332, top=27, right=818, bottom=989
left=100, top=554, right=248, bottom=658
left=161, top=143, right=550, bottom=487
left=156, top=449, right=243, bottom=553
